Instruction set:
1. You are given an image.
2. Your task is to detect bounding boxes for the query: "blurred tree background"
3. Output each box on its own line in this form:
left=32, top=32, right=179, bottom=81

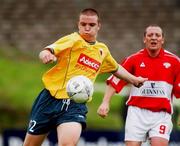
left=0, top=0, right=180, bottom=132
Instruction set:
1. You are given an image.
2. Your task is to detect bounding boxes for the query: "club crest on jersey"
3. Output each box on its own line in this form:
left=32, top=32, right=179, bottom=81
left=77, top=53, right=101, bottom=71
left=163, top=62, right=171, bottom=68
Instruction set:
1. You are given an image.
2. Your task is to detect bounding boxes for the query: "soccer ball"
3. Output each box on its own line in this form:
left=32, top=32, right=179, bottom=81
left=66, top=75, right=94, bottom=103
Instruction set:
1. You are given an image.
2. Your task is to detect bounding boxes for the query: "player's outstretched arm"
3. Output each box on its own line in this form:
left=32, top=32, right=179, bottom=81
left=39, top=49, right=57, bottom=64
left=113, top=65, right=148, bottom=87
left=97, top=84, right=116, bottom=118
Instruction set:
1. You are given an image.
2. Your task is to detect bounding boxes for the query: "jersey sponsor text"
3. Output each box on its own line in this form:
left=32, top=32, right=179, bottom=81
left=78, top=53, right=101, bottom=71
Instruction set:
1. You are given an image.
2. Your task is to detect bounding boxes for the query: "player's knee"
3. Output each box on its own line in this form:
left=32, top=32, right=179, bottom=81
left=59, top=141, right=77, bottom=146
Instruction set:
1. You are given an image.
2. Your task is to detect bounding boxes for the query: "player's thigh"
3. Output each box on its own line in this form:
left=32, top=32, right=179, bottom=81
left=150, top=137, right=168, bottom=146
left=125, top=106, right=148, bottom=142
left=125, top=141, right=142, bottom=146
left=149, top=112, right=173, bottom=141
left=23, top=133, right=47, bottom=146
left=57, top=122, right=82, bottom=146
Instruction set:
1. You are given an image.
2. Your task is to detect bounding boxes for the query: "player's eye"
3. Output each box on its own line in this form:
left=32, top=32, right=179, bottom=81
left=81, top=23, right=87, bottom=26
left=156, top=33, right=162, bottom=37
left=147, top=34, right=153, bottom=37
left=80, top=22, right=96, bottom=27
left=89, top=23, right=96, bottom=27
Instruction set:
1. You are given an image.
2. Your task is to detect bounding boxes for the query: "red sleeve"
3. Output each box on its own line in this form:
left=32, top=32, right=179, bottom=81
left=106, top=57, right=133, bottom=93
left=106, top=75, right=127, bottom=93
left=173, top=59, right=180, bottom=98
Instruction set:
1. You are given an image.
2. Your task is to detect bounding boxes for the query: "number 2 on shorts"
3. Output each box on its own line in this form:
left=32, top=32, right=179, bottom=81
left=29, top=120, right=37, bottom=132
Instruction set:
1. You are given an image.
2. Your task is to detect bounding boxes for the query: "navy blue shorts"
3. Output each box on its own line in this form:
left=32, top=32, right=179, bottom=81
left=27, top=89, right=88, bottom=135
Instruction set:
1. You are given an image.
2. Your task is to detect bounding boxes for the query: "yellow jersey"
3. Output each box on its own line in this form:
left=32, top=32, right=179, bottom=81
left=42, top=32, right=118, bottom=99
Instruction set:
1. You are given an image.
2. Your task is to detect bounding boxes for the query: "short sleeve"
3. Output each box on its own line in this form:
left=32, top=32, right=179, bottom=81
left=106, top=57, right=134, bottom=93
left=99, top=49, right=118, bottom=74
left=45, top=33, right=75, bottom=55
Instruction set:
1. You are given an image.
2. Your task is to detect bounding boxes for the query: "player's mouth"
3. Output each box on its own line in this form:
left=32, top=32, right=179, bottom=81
left=83, top=32, right=91, bottom=36
left=82, top=33, right=95, bottom=42
left=150, top=42, right=157, bottom=47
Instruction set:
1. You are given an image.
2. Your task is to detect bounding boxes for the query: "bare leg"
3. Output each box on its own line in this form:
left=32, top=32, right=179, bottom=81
left=23, top=133, right=47, bottom=146
left=150, top=137, right=168, bottom=146
left=57, top=122, right=82, bottom=146
left=125, top=141, right=142, bottom=146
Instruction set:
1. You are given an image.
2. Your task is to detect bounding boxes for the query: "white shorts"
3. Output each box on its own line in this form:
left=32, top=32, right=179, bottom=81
left=125, top=106, right=173, bottom=142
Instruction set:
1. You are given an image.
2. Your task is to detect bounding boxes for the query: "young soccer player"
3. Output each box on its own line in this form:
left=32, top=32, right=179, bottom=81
left=23, top=8, right=147, bottom=146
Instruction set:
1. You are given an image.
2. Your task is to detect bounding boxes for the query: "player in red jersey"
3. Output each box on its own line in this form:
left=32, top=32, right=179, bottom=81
left=97, top=25, right=180, bottom=146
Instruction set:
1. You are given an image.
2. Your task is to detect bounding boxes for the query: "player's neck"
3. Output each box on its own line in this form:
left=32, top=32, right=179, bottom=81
left=147, top=48, right=161, bottom=57
left=86, top=40, right=96, bottom=45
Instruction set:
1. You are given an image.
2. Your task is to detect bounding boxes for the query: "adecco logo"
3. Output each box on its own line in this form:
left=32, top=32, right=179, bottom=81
left=78, top=53, right=101, bottom=71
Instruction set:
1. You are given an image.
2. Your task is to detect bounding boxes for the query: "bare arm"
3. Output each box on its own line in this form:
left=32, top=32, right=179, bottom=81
left=97, top=84, right=116, bottom=118
left=113, top=65, right=148, bottom=87
left=39, top=49, right=57, bottom=64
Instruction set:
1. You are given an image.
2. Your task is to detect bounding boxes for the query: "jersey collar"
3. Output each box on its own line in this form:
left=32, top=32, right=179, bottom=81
left=144, top=48, right=164, bottom=58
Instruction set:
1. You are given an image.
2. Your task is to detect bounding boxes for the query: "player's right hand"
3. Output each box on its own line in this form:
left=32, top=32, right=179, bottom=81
left=39, top=50, right=57, bottom=64
left=97, top=102, right=110, bottom=118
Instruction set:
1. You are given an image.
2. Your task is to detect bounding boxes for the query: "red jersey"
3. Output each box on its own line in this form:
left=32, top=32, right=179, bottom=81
left=107, top=48, right=180, bottom=114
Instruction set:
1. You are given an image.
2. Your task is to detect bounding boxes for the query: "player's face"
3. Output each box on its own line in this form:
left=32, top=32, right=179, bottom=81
left=143, top=26, right=164, bottom=51
left=78, top=14, right=100, bottom=42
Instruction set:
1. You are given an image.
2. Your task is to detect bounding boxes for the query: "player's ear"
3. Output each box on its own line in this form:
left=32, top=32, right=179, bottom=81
left=143, top=37, right=146, bottom=44
left=161, top=37, right=165, bottom=44
left=98, top=22, right=101, bottom=30
left=77, top=21, right=80, bottom=29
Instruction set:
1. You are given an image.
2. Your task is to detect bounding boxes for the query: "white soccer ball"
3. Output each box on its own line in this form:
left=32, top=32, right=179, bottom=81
left=66, top=75, right=94, bottom=103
